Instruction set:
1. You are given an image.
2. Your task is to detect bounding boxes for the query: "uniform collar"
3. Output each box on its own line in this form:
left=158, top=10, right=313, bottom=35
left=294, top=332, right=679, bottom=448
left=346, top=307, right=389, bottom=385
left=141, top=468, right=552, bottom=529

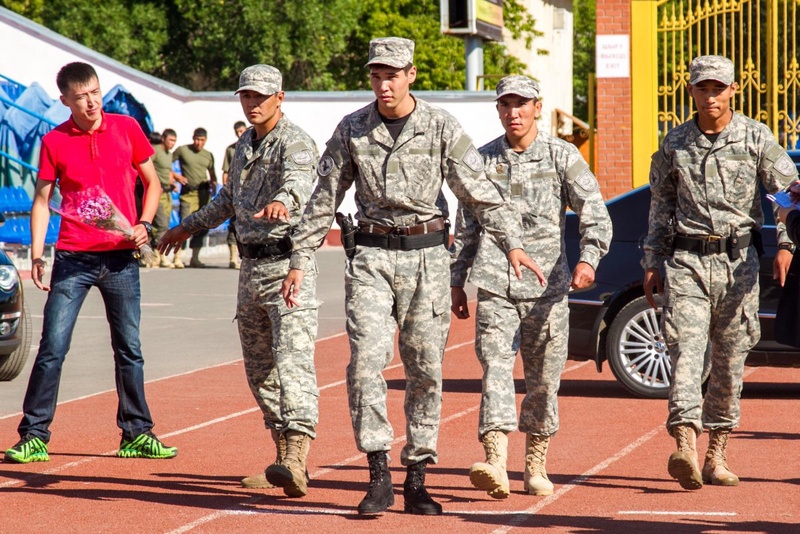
left=502, top=130, right=546, bottom=162
left=366, top=96, right=427, bottom=149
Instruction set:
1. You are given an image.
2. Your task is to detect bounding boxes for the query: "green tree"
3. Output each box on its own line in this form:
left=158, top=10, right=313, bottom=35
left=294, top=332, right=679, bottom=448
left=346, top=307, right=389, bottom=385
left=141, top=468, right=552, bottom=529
left=573, top=0, right=595, bottom=120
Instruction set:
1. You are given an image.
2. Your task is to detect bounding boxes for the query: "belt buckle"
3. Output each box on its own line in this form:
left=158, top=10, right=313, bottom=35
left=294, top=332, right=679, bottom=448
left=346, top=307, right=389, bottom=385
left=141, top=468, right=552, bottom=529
left=394, top=225, right=411, bottom=236
left=387, top=234, right=402, bottom=249
left=702, top=235, right=723, bottom=254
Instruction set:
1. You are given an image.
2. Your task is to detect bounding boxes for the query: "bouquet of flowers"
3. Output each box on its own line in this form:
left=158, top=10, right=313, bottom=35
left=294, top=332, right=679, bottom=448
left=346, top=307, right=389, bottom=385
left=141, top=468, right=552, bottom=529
left=52, top=185, right=156, bottom=263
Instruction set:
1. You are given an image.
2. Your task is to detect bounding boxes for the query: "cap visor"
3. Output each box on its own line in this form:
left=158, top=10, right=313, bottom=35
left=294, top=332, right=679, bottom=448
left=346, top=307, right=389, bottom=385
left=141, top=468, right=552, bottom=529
left=234, top=85, right=272, bottom=95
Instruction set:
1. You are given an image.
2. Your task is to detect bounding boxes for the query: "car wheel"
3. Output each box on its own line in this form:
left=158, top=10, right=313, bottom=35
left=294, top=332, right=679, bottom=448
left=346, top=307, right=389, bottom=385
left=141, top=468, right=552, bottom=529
left=0, top=300, right=32, bottom=381
left=606, top=295, right=672, bottom=398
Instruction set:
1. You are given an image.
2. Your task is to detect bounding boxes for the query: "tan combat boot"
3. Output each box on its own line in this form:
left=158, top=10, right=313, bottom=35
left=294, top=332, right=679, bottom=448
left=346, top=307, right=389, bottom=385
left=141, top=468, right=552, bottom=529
left=667, top=424, right=703, bottom=490
left=159, top=252, right=175, bottom=269
left=469, top=431, right=510, bottom=499
left=265, top=430, right=311, bottom=497
left=172, top=252, right=185, bottom=269
left=241, top=429, right=285, bottom=489
left=228, top=244, right=240, bottom=270
left=189, top=246, right=206, bottom=268
left=524, top=434, right=554, bottom=496
left=702, top=429, right=739, bottom=486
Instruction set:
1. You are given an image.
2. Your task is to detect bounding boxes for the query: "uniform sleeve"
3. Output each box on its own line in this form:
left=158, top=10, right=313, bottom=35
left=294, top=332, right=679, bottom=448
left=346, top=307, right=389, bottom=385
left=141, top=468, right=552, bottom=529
left=181, top=185, right=234, bottom=233
left=449, top=204, right=482, bottom=287
left=271, top=139, right=318, bottom=213
left=289, top=125, right=355, bottom=271
left=443, top=129, right=524, bottom=252
left=642, top=146, right=678, bottom=270
left=562, top=154, right=612, bottom=269
left=759, top=139, right=796, bottom=244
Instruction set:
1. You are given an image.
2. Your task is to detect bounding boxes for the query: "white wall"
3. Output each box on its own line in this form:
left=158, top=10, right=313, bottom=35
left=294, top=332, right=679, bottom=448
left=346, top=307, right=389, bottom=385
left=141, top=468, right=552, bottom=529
left=505, top=0, right=575, bottom=131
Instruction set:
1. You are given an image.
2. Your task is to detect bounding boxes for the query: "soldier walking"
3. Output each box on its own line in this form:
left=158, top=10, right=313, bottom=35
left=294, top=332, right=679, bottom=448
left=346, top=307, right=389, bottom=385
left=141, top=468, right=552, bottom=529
left=282, top=38, right=543, bottom=516
left=451, top=75, right=612, bottom=498
left=642, top=55, right=796, bottom=490
left=159, top=65, right=319, bottom=498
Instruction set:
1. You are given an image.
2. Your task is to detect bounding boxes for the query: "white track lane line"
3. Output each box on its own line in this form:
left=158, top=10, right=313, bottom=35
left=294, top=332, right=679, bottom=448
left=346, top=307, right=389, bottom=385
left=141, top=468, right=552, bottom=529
left=164, top=360, right=591, bottom=533
left=618, top=511, right=737, bottom=516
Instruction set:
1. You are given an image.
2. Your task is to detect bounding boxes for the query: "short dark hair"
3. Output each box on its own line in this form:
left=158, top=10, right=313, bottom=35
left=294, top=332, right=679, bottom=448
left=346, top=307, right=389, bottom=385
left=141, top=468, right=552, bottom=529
left=233, top=121, right=246, bottom=130
left=148, top=131, right=163, bottom=145
left=193, top=127, right=208, bottom=138
left=56, top=62, right=99, bottom=95
left=162, top=128, right=177, bottom=139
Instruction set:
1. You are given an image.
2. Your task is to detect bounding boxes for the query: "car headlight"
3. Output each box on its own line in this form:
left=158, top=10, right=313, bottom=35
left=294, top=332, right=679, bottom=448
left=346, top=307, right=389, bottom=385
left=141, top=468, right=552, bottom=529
left=0, top=265, right=19, bottom=292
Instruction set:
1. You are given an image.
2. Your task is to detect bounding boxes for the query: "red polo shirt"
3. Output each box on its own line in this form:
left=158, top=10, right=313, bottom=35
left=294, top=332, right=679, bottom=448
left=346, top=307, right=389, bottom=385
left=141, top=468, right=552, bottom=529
left=38, top=113, right=154, bottom=251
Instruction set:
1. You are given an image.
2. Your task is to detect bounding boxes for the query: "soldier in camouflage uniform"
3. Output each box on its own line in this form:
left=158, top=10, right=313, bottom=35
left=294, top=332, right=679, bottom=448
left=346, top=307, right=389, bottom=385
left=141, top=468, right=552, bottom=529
left=282, top=37, right=543, bottom=516
left=159, top=65, right=319, bottom=498
left=451, top=75, right=612, bottom=499
left=642, top=55, right=796, bottom=490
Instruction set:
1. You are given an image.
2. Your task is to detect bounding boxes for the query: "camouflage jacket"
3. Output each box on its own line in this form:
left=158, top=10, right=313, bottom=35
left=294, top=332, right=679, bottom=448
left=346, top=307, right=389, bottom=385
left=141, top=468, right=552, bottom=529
left=289, top=97, right=523, bottom=270
left=642, top=112, right=795, bottom=269
left=451, top=131, right=612, bottom=299
left=181, top=116, right=317, bottom=245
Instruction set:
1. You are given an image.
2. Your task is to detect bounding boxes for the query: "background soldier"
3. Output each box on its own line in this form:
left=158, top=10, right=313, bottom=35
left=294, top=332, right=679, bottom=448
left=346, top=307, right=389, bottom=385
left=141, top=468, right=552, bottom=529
left=222, top=120, right=247, bottom=269
left=282, top=37, right=543, bottom=516
left=159, top=64, right=319, bottom=498
left=451, top=75, right=612, bottom=499
left=150, top=128, right=179, bottom=268
left=172, top=127, right=217, bottom=268
left=642, top=55, right=796, bottom=490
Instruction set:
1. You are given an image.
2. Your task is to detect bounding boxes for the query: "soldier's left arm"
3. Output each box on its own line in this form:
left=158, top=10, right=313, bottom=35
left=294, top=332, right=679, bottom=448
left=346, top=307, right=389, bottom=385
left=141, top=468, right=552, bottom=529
left=759, top=138, right=797, bottom=245
left=562, top=151, right=613, bottom=270
left=443, top=131, right=524, bottom=253
left=271, top=139, right=319, bottom=216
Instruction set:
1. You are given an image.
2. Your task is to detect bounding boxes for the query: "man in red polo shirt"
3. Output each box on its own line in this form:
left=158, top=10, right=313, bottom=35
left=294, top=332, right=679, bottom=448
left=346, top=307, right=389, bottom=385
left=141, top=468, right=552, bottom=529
left=4, top=62, right=177, bottom=463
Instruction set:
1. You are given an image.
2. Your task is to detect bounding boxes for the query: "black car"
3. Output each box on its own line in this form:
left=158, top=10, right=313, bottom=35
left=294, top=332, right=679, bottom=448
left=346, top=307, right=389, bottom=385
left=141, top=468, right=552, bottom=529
left=0, top=213, right=31, bottom=381
left=565, top=150, right=800, bottom=398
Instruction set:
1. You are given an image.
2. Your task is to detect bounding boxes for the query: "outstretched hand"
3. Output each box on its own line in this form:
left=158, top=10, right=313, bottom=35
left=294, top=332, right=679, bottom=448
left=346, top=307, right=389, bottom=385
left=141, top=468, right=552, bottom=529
left=282, top=268, right=304, bottom=308
left=508, top=249, right=546, bottom=286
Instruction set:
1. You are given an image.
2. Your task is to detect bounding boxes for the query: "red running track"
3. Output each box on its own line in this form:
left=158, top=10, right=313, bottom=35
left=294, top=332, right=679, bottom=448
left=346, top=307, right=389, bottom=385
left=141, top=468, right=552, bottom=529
left=1, top=312, right=799, bottom=533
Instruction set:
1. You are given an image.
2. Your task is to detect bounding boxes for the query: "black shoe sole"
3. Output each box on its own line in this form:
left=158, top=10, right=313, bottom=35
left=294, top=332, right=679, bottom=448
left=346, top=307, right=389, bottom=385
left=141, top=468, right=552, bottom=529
left=357, top=493, right=395, bottom=516
left=403, top=504, right=443, bottom=515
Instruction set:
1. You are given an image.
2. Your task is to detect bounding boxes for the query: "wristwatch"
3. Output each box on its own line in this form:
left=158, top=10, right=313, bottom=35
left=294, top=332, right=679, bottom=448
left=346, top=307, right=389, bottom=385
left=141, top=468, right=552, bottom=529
left=778, top=242, right=796, bottom=253
left=138, top=220, right=154, bottom=239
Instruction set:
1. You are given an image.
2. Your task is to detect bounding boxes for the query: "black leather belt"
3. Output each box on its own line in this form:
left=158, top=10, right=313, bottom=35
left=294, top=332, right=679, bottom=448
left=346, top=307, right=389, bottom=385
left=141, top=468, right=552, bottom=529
left=238, top=236, right=292, bottom=260
left=355, top=229, right=447, bottom=251
left=358, top=217, right=446, bottom=236
left=673, top=233, right=752, bottom=255
left=181, top=182, right=210, bottom=193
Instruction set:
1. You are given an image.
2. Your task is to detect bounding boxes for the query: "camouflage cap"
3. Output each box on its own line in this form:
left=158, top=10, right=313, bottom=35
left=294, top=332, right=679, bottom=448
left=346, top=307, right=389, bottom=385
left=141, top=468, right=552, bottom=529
left=235, top=64, right=282, bottom=95
left=365, top=37, right=415, bottom=68
left=689, top=55, right=735, bottom=85
left=495, top=75, right=540, bottom=100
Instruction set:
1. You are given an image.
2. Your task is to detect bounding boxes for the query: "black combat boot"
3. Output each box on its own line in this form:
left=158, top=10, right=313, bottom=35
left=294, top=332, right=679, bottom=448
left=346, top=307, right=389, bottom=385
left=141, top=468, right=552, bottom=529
left=357, top=451, right=394, bottom=516
left=403, top=460, right=442, bottom=515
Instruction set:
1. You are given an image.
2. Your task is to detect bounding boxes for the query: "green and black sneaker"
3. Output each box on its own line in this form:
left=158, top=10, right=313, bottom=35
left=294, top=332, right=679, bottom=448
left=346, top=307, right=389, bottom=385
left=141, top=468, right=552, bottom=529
left=117, top=431, right=177, bottom=459
left=5, top=434, right=50, bottom=463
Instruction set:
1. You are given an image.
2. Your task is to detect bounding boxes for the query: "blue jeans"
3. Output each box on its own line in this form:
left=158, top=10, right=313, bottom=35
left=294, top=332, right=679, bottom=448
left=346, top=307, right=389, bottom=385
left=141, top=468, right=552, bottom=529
left=18, top=250, right=154, bottom=442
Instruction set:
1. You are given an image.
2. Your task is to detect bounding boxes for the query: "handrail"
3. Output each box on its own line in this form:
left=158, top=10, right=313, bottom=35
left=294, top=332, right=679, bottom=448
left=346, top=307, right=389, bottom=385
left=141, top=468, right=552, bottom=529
left=0, top=149, right=38, bottom=173
left=0, top=93, right=58, bottom=127
left=0, top=72, right=25, bottom=87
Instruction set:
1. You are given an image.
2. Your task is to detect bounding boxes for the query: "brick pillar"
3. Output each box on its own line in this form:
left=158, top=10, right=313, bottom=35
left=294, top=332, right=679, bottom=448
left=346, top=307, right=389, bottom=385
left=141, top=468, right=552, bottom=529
left=595, top=0, right=632, bottom=199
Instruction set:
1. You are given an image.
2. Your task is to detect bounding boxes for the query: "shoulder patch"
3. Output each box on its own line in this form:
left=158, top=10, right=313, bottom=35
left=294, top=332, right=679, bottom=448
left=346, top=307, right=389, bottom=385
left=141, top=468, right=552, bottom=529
left=291, top=149, right=314, bottom=165
left=318, top=155, right=335, bottom=177
left=649, top=169, right=662, bottom=187
left=773, top=154, right=796, bottom=177
left=463, top=147, right=484, bottom=172
left=575, top=169, right=599, bottom=192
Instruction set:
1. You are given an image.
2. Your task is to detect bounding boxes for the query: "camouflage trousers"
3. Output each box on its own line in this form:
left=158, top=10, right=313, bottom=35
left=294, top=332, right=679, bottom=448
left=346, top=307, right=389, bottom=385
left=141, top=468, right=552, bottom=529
left=663, top=247, right=760, bottom=435
left=237, top=255, right=320, bottom=437
left=345, top=244, right=450, bottom=466
left=475, top=289, right=569, bottom=439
